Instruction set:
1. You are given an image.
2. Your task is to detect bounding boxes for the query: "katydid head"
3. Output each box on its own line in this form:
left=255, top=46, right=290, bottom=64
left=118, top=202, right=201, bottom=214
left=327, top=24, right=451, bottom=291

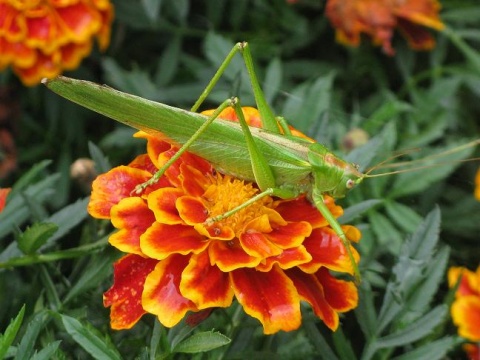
left=308, top=143, right=365, bottom=199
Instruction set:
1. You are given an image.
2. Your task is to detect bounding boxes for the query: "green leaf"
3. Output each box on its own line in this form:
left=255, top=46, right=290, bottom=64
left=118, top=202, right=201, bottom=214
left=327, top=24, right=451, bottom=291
left=141, top=0, right=161, bottom=21
left=368, top=211, right=403, bottom=253
left=385, top=201, right=422, bottom=233
left=375, top=305, right=447, bottom=348
left=61, top=315, right=121, bottom=360
left=391, top=336, right=459, bottom=360
left=0, top=305, right=25, bottom=359
left=204, top=32, right=241, bottom=82
left=15, top=310, right=49, bottom=360
left=332, top=328, right=356, bottom=360
left=172, top=331, right=230, bottom=354
left=355, top=281, right=378, bottom=339
left=339, top=199, right=382, bottom=224
left=155, top=36, right=182, bottom=86
left=264, top=57, right=282, bottom=104
left=88, top=142, right=111, bottom=174
left=30, top=341, right=61, bottom=360
left=17, top=223, right=58, bottom=255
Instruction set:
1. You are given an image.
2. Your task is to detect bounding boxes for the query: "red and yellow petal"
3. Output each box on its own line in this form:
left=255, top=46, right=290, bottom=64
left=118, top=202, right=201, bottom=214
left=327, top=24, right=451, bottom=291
left=141, top=223, right=209, bottom=260
left=110, top=197, right=155, bottom=255
left=103, top=254, right=158, bottom=330
left=177, top=196, right=208, bottom=224
left=142, top=254, right=198, bottom=327
left=88, top=166, right=152, bottom=219
left=0, top=188, right=11, bottom=212
left=147, top=187, right=184, bottom=225
left=256, top=246, right=312, bottom=272
left=230, top=266, right=301, bottom=334
left=448, top=267, right=480, bottom=298
left=300, top=227, right=360, bottom=275
left=316, top=267, right=358, bottom=312
left=451, top=296, right=480, bottom=341
left=180, top=251, right=234, bottom=308
left=209, top=240, right=261, bottom=271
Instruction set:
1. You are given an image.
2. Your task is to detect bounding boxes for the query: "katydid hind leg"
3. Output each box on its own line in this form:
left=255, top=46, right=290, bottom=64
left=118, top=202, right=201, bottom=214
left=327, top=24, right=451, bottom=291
left=313, top=190, right=361, bottom=283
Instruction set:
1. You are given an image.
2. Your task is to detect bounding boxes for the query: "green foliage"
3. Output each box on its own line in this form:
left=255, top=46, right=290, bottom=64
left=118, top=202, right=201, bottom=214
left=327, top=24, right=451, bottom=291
left=1, top=0, right=479, bottom=358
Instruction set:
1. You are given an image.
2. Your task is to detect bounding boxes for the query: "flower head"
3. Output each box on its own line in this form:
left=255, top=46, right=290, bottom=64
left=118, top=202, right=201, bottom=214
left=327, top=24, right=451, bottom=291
left=325, top=0, right=444, bottom=56
left=448, top=265, right=480, bottom=356
left=0, top=0, right=114, bottom=86
left=0, top=187, right=10, bottom=211
left=89, top=107, right=360, bottom=334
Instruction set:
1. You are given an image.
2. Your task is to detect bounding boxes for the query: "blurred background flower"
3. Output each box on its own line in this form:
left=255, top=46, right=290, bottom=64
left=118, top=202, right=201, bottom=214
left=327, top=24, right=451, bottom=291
left=0, top=0, right=113, bottom=86
left=325, top=0, right=444, bottom=55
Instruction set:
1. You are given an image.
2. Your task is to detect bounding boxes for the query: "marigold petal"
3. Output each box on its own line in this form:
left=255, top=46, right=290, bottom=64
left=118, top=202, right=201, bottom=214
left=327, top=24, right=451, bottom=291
left=266, top=221, right=312, bottom=249
left=180, top=163, right=210, bottom=197
left=286, top=268, right=339, bottom=330
left=397, top=19, right=436, bottom=50
left=276, top=196, right=341, bottom=228
left=208, top=240, right=261, bottom=271
left=177, top=196, right=208, bottom=224
left=230, top=266, right=301, bottom=334
left=239, top=215, right=283, bottom=258
left=448, top=266, right=480, bottom=297
left=110, top=197, right=155, bottom=255
left=451, top=296, right=480, bottom=341
left=142, top=254, right=198, bottom=327
left=147, top=187, right=184, bottom=224
left=300, top=227, right=360, bottom=275
left=141, top=223, right=209, bottom=260
left=180, top=251, right=234, bottom=308
left=256, top=246, right=312, bottom=272
left=0, top=188, right=11, bottom=212
left=103, top=254, right=158, bottom=330
left=88, top=166, right=152, bottom=219
left=55, top=2, right=101, bottom=43
left=317, top=267, right=358, bottom=312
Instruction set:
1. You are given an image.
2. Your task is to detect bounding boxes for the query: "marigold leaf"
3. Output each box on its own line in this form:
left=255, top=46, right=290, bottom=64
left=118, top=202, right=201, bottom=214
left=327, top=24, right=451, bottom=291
left=15, top=310, right=49, bottom=360
left=172, top=331, right=231, bottom=354
left=17, top=223, right=58, bottom=255
left=375, top=305, right=447, bottom=349
left=0, top=305, right=25, bottom=359
left=61, top=315, right=121, bottom=360
left=339, top=199, right=382, bottom=224
left=30, top=341, right=61, bottom=360
left=88, top=142, right=111, bottom=175
left=391, top=336, right=459, bottom=360
left=384, top=201, right=422, bottom=233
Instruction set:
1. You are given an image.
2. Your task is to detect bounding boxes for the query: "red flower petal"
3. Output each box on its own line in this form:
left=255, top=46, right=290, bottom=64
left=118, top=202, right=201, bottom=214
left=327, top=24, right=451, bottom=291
left=230, top=266, right=301, bottom=334
left=208, top=240, right=261, bottom=271
left=300, top=227, right=360, bottom=275
left=103, top=254, right=158, bottom=330
left=317, top=267, right=358, bottom=312
left=256, top=246, right=312, bottom=272
left=142, top=254, right=198, bottom=327
left=177, top=196, right=208, bottom=224
left=180, top=163, right=210, bottom=197
left=286, top=268, right=339, bottom=330
left=265, top=221, right=312, bottom=249
left=110, top=197, right=155, bottom=255
left=0, top=188, right=11, bottom=212
left=147, top=187, right=184, bottom=224
left=88, top=166, right=152, bottom=219
left=55, top=3, right=100, bottom=43
left=141, top=223, right=209, bottom=259
left=451, top=296, right=480, bottom=341
left=180, top=251, right=234, bottom=308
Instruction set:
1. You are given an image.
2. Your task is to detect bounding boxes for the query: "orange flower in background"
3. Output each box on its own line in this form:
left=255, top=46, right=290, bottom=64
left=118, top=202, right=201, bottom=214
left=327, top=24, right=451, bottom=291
left=89, top=107, right=361, bottom=334
left=0, top=187, right=11, bottom=211
left=475, top=169, right=480, bottom=201
left=325, top=0, right=444, bottom=56
left=448, top=265, right=480, bottom=359
left=0, top=0, right=113, bottom=86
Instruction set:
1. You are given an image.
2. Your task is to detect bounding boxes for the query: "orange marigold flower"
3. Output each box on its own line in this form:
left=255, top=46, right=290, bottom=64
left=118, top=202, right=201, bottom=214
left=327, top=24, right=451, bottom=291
left=475, top=169, right=480, bottom=201
left=0, top=0, right=114, bottom=86
left=325, top=0, right=444, bottom=56
left=89, top=107, right=361, bottom=334
left=0, top=187, right=11, bottom=211
left=448, top=266, right=480, bottom=342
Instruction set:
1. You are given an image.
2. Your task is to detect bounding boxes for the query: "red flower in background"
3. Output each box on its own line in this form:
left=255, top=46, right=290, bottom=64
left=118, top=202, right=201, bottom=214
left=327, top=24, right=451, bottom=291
left=325, top=0, right=444, bottom=56
left=88, top=107, right=361, bottom=334
left=0, top=0, right=113, bottom=86
left=0, top=187, right=11, bottom=211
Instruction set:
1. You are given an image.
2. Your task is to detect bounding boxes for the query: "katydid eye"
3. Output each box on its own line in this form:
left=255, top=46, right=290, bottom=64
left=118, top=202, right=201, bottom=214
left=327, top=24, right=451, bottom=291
left=346, top=179, right=355, bottom=189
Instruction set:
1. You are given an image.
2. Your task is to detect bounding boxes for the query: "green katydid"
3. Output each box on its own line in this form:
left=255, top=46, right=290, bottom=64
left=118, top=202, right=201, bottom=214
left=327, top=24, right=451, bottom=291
left=42, top=42, right=477, bottom=283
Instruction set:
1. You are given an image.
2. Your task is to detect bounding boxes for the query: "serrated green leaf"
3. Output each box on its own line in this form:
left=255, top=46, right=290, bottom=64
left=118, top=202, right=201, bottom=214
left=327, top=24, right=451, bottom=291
left=375, top=305, right=447, bottom=349
left=385, top=201, right=422, bottom=233
left=332, top=327, right=356, bottom=360
left=264, top=57, right=282, bottom=104
left=88, top=142, right=111, bottom=174
left=339, top=199, right=382, bottom=224
left=14, top=310, right=49, bottom=360
left=172, top=331, right=230, bottom=354
left=155, top=36, right=181, bottom=86
left=30, top=341, right=61, bottom=360
left=61, top=315, right=121, bottom=360
left=391, top=336, right=458, bottom=360
left=368, top=211, right=403, bottom=253
left=17, top=222, right=58, bottom=255
left=141, top=0, right=161, bottom=21
left=355, top=280, right=378, bottom=339
left=0, top=305, right=25, bottom=359
left=204, top=32, right=241, bottom=81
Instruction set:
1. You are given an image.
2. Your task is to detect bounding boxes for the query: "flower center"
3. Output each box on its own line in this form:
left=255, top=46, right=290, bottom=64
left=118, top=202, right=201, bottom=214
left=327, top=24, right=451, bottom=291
left=203, top=174, right=274, bottom=236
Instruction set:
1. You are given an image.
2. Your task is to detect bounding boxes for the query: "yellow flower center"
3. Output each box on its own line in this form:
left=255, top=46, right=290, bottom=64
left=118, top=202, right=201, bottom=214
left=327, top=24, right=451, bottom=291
left=203, top=174, right=274, bottom=236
